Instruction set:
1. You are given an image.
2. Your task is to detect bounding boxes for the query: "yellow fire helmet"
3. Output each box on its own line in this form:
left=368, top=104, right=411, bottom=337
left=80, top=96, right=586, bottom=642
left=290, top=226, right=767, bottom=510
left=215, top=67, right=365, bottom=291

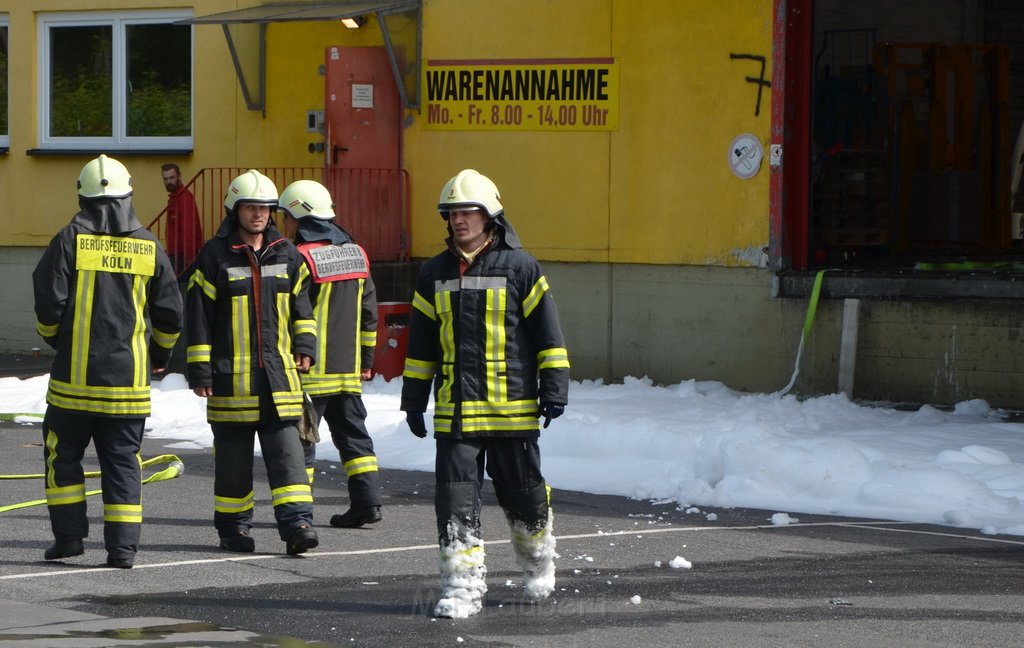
left=279, top=180, right=335, bottom=221
left=77, top=154, right=133, bottom=198
left=437, top=169, right=503, bottom=219
left=224, top=169, right=278, bottom=211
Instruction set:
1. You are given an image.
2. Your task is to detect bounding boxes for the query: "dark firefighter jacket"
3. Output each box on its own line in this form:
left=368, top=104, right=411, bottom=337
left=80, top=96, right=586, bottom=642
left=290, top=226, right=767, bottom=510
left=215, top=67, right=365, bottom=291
left=400, top=216, right=570, bottom=439
left=186, top=218, right=317, bottom=423
left=32, top=196, right=183, bottom=417
left=295, top=218, right=378, bottom=397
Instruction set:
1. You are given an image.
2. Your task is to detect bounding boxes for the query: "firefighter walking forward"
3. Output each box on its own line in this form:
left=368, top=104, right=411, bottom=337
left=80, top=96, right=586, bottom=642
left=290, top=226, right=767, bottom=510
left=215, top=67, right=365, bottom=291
left=32, top=155, right=183, bottom=569
left=186, top=170, right=319, bottom=555
left=401, top=169, right=570, bottom=618
left=279, top=180, right=382, bottom=528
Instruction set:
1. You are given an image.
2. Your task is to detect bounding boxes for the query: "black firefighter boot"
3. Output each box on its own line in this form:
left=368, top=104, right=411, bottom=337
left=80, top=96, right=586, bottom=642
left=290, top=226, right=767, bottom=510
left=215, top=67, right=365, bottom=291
left=330, top=506, right=382, bottom=528
left=44, top=539, right=85, bottom=561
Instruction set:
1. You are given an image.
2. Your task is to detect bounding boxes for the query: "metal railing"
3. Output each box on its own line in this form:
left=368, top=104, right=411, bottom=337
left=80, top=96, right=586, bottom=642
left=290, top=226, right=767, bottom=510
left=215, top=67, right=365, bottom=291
left=147, top=167, right=410, bottom=273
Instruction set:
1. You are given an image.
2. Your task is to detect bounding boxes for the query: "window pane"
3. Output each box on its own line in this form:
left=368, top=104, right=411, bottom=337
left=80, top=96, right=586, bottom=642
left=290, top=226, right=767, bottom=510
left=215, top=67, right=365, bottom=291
left=126, top=23, right=191, bottom=137
left=0, top=26, right=8, bottom=136
left=50, top=25, right=112, bottom=137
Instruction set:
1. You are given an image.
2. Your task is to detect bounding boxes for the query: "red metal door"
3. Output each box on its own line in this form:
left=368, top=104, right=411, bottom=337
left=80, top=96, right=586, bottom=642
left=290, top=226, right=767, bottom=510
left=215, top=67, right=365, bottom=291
left=325, top=46, right=400, bottom=169
left=324, top=46, right=407, bottom=260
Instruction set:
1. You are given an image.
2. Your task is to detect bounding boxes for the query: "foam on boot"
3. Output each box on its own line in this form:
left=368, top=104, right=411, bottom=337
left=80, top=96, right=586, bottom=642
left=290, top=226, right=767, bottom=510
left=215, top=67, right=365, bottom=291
left=434, top=529, right=487, bottom=618
left=510, top=511, right=558, bottom=602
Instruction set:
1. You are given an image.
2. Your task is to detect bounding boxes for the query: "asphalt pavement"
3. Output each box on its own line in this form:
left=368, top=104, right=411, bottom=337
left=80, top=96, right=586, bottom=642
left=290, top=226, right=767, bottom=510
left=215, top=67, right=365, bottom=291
left=3, top=359, right=1024, bottom=647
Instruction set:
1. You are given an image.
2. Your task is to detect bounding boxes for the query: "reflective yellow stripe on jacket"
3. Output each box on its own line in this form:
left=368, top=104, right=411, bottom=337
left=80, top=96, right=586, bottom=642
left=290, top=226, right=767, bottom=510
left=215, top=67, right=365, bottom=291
left=207, top=395, right=260, bottom=423
left=484, top=284, right=508, bottom=403
left=433, top=399, right=539, bottom=434
left=37, top=320, right=59, bottom=338
left=130, top=274, right=149, bottom=387
left=230, top=282, right=252, bottom=398
left=47, top=379, right=152, bottom=416
left=302, top=373, right=363, bottom=396
left=189, top=268, right=217, bottom=301
left=436, top=286, right=457, bottom=405
left=301, top=278, right=368, bottom=396
left=411, top=290, right=435, bottom=320
left=538, top=347, right=570, bottom=370
left=151, top=326, right=180, bottom=350
left=402, top=357, right=436, bottom=381
left=272, top=389, right=304, bottom=419
left=360, top=330, right=377, bottom=349
left=188, top=344, right=212, bottom=363
left=71, top=269, right=96, bottom=385
left=522, top=276, right=550, bottom=317
left=275, top=290, right=305, bottom=416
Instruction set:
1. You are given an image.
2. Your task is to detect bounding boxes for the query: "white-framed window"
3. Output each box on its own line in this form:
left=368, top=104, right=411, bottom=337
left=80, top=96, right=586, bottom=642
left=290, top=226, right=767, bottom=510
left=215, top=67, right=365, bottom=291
left=0, top=16, right=8, bottom=148
left=37, top=10, right=192, bottom=150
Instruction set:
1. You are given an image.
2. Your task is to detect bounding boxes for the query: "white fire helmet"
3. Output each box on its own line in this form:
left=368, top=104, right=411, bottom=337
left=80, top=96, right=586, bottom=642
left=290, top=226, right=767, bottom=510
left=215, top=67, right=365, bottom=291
left=279, top=180, right=335, bottom=221
left=437, top=169, right=503, bottom=219
left=224, top=169, right=278, bottom=211
left=77, top=154, right=133, bottom=198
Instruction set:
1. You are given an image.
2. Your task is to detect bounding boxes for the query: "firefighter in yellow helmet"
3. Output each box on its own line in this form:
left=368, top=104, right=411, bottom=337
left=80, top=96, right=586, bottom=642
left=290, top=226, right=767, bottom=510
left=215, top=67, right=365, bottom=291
left=33, top=155, right=183, bottom=569
left=279, top=180, right=382, bottom=527
left=186, top=170, right=319, bottom=555
left=401, top=169, right=570, bottom=617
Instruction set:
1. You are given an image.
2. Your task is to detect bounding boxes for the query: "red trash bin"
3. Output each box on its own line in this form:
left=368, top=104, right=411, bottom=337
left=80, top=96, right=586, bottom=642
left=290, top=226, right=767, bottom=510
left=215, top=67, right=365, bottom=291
left=372, top=302, right=411, bottom=380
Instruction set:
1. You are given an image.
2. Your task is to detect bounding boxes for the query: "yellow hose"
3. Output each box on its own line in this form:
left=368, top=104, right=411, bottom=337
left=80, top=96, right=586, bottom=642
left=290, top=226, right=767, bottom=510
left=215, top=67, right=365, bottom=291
left=0, top=454, right=184, bottom=513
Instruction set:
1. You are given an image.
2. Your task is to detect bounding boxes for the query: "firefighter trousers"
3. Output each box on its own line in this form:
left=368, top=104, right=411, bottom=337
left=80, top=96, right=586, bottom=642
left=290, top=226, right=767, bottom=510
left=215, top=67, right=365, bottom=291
left=434, top=437, right=549, bottom=546
left=42, top=407, right=144, bottom=559
left=212, top=420, right=313, bottom=541
left=302, top=393, right=381, bottom=507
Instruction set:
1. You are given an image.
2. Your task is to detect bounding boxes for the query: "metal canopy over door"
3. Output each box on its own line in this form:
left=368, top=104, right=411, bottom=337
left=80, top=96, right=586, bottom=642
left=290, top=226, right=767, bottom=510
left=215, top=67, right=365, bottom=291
left=324, top=46, right=406, bottom=261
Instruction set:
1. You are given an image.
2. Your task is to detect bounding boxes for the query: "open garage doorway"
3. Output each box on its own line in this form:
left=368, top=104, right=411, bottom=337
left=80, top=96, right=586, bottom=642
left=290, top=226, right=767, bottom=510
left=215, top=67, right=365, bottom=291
left=793, top=0, right=1024, bottom=272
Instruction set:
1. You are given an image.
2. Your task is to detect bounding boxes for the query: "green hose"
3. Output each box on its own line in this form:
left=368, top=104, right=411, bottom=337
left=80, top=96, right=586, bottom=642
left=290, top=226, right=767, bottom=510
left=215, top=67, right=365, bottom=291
left=777, top=269, right=828, bottom=396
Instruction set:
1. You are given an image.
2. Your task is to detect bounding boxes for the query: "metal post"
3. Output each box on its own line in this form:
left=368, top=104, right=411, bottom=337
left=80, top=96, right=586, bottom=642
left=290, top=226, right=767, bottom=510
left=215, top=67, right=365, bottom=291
left=838, top=298, right=860, bottom=398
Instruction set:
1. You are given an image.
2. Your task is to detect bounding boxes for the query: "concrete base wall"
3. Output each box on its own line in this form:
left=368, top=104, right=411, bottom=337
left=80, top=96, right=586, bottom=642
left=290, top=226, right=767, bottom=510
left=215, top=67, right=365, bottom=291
left=5, top=249, right=1024, bottom=408
left=1, top=247, right=47, bottom=354
left=544, top=262, right=1024, bottom=408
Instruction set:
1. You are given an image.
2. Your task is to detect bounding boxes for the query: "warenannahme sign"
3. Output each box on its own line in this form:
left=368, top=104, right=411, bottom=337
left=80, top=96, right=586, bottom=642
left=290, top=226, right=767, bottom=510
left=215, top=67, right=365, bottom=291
left=422, top=58, right=619, bottom=131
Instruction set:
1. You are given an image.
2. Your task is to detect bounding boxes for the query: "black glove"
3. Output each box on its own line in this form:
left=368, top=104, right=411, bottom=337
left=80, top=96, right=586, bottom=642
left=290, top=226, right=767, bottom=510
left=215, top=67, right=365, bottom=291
left=406, top=411, right=428, bottom=438
left=539, top=403, right=565, bottom=429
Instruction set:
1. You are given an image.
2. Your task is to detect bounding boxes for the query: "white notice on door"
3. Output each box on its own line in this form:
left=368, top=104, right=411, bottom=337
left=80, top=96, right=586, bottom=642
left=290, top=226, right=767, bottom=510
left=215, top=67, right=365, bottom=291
left=352, top=84, right=374, bottom=108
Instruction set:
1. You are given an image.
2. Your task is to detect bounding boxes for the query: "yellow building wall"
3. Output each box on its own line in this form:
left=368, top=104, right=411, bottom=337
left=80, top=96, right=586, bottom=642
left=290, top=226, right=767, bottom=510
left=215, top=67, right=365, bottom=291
left=610, top=1, right=773, bottom=266
left=247, top=20, right=384, bottom=168
left=0, top=0, right=239, bottom=245
left=1, top=0, right=773, bottom=269
left=0, top=1, right=381, bottom=244
left=407, top=0, right=616, bottom=263
left=406, top=0, right=773, bottom=266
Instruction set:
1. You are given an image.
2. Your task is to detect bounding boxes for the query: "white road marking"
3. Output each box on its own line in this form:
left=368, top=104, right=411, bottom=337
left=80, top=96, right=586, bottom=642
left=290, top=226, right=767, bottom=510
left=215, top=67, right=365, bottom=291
left=3, top=519, right=1020, bottom=581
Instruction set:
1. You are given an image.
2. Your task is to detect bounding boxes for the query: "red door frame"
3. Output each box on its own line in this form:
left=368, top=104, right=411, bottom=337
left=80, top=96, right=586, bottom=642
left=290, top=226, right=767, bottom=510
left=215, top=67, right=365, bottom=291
left=770, top=0, right=813, bottom=271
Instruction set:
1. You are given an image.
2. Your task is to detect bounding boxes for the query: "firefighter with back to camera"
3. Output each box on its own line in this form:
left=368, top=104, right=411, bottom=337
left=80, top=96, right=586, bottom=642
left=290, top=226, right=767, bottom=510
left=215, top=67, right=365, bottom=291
left=33, top=154, right=183, bottom=569
left=279, top=179, right=383, bottom=528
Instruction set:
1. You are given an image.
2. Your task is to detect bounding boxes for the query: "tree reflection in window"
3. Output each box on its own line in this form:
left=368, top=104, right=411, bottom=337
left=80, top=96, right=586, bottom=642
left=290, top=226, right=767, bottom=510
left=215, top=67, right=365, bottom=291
left=44, top=15, right=192, bottom=143
left=126, top=23, right=191, bottom=137
left=50, top=26, right=113, bottom=137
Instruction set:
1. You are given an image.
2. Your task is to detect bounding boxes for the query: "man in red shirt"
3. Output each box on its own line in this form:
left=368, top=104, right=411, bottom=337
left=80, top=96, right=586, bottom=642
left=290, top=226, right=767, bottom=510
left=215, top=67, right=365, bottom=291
left=161, top=163, right=203, bottom=277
